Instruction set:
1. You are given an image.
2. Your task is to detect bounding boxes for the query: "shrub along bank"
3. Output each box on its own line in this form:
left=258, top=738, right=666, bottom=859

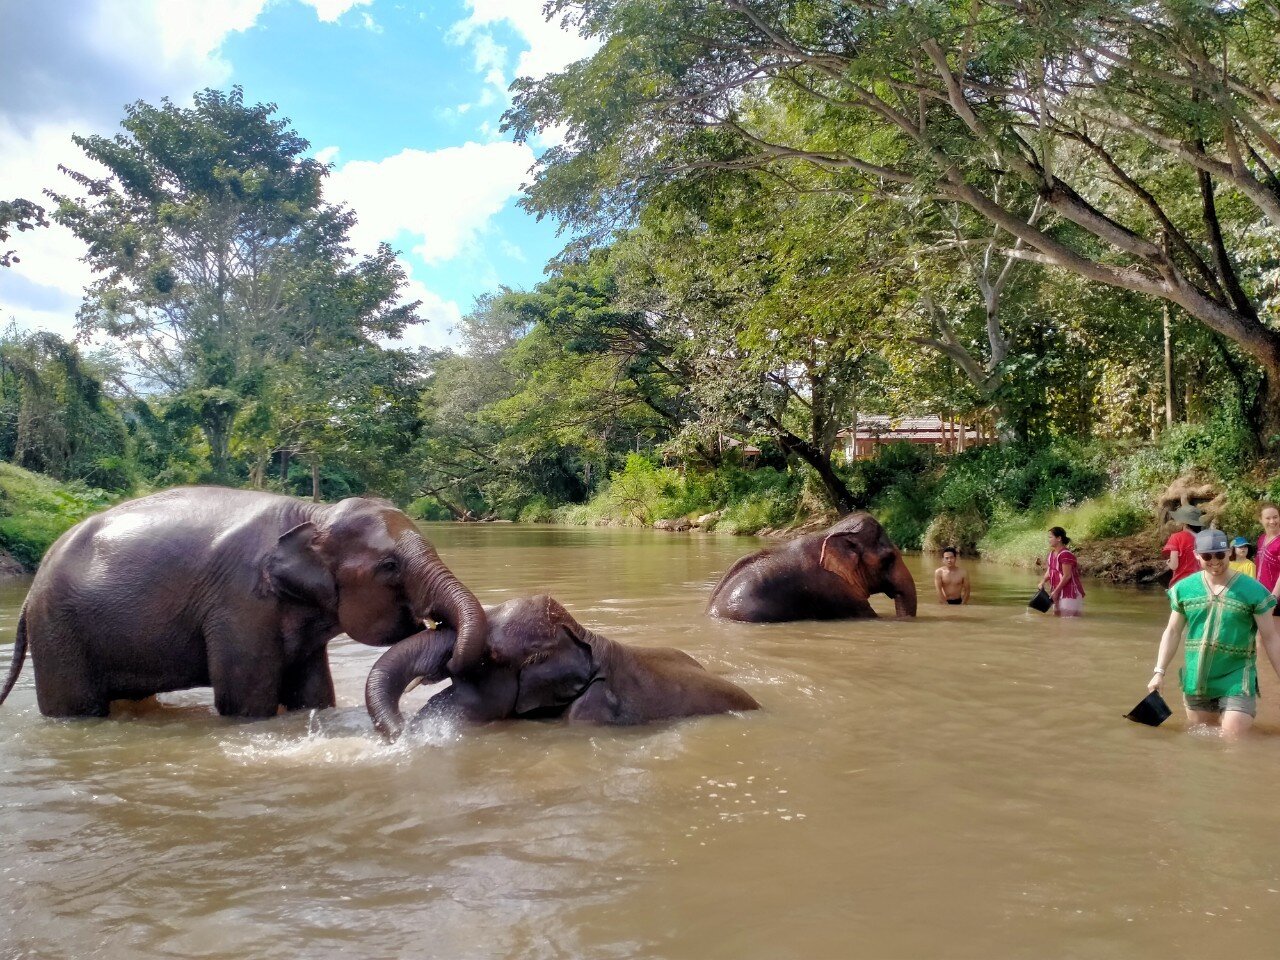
left=0, top=463, right=115, bottom=571
left=550, top=421, right=1277, bottom=584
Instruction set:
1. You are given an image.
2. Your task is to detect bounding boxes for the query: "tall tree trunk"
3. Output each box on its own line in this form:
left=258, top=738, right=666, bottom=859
left=1163, top=303, right=1174, bottom=429
left=203, top=422, right=230, bottom=483
left=766, top=419, right=858, bottom=513
left=416, top=482, right=470, bottom=520
left=311, top=459, right=321, bottom=502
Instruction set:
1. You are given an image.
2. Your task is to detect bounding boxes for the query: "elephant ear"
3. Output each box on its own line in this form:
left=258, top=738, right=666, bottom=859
left=266, top=522, right=337, bottom=609
left=818, top=532, right=870, bottom=594
left=513, top=619, right=596, bottom=718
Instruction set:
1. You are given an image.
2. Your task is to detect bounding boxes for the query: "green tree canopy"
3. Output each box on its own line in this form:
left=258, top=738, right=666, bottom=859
left=507, top=1, right=1280, bottom=438
left=52, top=86, right=419, bottom=480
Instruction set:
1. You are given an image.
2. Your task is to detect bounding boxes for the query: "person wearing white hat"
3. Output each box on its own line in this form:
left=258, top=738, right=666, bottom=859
left=1149, top=528, right=1280, bottom=738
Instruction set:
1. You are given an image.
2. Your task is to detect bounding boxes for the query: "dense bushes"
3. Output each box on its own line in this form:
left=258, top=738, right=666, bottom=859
left=1116, top=415, right=1256, bottom=491
left=426, top=423, right=1276, bottom=564
left=0, top=463, right=114, bottom=568
left=921, top=510, right=987, bottom=555
left=931, top=443, right=1108, bottom=518
left=845, top=441, right=1109, bottom=551
left=555, top=455, right=803, bottom=531
left=557, top=441, right=1120, bottom=544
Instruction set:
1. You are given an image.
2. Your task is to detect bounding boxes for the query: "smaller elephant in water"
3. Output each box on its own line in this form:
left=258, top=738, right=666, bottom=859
left=365, top=596, right=760, bottom=741
left=706, top=512, right=917, bottom=622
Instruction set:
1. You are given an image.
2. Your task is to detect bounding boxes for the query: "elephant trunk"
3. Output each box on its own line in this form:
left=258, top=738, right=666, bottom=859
left=399, top=535, right=488, bottom=674
left=889, top=556, right=918, bottom=617
left=365, top=626, right=459, bottom=742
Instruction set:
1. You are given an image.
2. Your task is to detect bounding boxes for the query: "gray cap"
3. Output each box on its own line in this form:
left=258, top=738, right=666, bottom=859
left=1194, top=528, right=1229, bottom=554
left=1171, top=505, right=1205, bottom=525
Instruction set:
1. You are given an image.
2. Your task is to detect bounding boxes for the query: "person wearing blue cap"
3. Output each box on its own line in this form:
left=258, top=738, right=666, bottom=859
left=1149, top=528, right=1280, bottom=737
left=1229, top=536, right=1256, bottom=578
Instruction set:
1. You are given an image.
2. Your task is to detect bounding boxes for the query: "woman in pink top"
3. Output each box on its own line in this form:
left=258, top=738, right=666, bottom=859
left=1256, top=503, right=1280, bottom=613
left=1037, top=526, right=1084, bottom=617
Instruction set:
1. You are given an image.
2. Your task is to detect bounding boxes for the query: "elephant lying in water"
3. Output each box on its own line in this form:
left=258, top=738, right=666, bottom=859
left=0, top=487, right=487, bottom=719
left=706, top=511, right=918, bottom=622
left=365, top=595, right=760, bottom=741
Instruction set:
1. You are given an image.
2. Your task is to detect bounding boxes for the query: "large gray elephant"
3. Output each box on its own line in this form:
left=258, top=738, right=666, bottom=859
left=365, top=595, right=760, bottom=741
left=706, top=511, right=918, bottom=621
left=0, top=487, right=487, bottom=719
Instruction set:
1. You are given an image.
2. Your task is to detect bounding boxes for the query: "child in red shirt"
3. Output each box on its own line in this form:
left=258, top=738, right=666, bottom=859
left=1163, top=504, right=1204, bottom=587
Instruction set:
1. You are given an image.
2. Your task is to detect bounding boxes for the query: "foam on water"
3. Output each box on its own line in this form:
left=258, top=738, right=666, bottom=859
left=219, top=707, right=464, bottom=766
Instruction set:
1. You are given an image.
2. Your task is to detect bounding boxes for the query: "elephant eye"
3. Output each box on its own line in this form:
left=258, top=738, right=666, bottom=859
left=376, top=557, right=400, bottom=576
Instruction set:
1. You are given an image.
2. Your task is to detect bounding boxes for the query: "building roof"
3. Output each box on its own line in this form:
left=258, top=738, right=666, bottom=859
left=719, top=435, right=762, bottom=455
left=837, top=415, right=980, bottom=442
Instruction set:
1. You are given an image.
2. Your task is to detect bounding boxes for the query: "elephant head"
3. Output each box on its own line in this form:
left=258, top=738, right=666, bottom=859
left=817, top=512, right=918, bottom=617
left=265, top=497, right=487, bottom=673
left=363, top=596, right=600, bottom=741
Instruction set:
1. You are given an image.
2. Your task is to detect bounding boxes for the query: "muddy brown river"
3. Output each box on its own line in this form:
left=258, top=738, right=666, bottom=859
left=4, top=523, right=1280, bottom=958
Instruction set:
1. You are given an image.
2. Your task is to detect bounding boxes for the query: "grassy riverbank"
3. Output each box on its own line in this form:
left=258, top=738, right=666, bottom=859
left=0, top=463, right=116, bottom=571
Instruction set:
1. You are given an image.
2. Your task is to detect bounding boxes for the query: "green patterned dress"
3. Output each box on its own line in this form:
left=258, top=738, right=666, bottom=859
left=1169, top=572, right=1277, bottom=697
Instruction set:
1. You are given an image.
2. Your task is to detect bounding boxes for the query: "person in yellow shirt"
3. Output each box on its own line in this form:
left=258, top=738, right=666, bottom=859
left=1229, top=536, right=1256, bottom=578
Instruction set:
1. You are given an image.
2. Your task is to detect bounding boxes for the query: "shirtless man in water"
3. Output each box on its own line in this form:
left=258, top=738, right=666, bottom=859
left=934, top=547, right=970, bottom=605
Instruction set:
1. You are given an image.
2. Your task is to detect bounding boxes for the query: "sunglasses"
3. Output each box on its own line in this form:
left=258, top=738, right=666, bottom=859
left=1199, top=551, right=1228, bottom=561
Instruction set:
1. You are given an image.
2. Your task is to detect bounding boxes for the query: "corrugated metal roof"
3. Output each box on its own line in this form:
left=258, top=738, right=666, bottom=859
left=837, top=415, right=981, bottom=441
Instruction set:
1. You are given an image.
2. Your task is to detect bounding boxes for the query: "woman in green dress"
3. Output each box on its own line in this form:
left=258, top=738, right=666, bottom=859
left=1148, top=528, right=1280, bottom=738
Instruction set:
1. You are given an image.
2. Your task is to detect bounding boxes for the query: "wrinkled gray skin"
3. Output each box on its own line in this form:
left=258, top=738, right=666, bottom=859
left=0, top=487, right=487, bottom=719
left=366, top=595, right=760, bottom=742
left=706, top=512, right=918, bottom=622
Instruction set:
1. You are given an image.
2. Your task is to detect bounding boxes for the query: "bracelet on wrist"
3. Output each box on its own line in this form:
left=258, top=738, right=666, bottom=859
left=1152, top=667, right=1165, bottom=675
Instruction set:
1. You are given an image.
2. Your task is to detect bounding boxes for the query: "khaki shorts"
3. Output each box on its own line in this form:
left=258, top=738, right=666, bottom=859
left=1184, top=694, right=1257, bottom=717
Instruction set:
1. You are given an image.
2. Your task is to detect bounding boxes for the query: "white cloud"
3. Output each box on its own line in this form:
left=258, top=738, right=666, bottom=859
left=325, top=141, right=535, bottom=264
left=1, top=1, right=245, bottom=137
left=322, top=139, right=540, bottom=353
left=146, top=0, right=271, bottom=63
left=298, top=0, right=372, bottom=23
left=470, top=33, right=507, bottom=76
left=446, top=1, right=600, bottom=120
left=385, top=276, right=464, bottom=351
left=0, top=120, right=108, bottom=336
left=452, top=1, right=600, bottom=82
left=532, top=122, right=572, bottom=150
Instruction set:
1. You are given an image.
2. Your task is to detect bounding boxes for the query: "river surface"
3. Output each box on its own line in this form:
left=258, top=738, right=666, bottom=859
left=4, top=524, right=1280, bottom=958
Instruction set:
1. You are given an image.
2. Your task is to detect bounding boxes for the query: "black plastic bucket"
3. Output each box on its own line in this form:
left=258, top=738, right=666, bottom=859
left=1125, top=691, right=1172, bottom=727
left=1028, top=588, right=1053, bottom=613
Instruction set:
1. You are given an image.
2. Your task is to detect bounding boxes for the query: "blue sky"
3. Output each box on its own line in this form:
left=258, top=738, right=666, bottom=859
left=0, top=0, right=596, bottom=349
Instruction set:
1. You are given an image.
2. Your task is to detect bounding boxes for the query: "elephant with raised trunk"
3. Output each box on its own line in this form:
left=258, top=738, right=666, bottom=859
left=706, top=512, right=917, bottom=622
left=0, top=487, right=487, bottom=719
left=366, top=595, right=759, bottom=741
